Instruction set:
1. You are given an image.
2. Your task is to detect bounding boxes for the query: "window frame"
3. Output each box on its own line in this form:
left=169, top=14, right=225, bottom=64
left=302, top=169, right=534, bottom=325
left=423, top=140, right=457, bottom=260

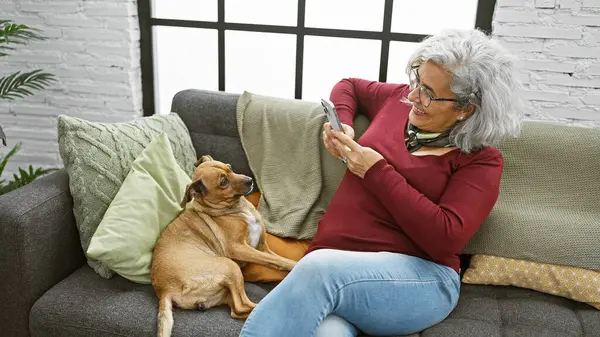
left=138, top=0, right=497, bottom=116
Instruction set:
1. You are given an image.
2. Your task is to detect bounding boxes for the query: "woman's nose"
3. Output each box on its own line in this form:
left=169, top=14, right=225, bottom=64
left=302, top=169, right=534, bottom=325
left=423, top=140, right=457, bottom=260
left=407, top=86, right=419, bottom=103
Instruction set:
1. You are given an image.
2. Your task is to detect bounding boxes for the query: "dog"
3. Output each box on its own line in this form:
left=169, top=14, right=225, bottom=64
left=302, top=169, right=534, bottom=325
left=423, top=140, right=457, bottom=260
left=150, top=155, right=297, bottom=337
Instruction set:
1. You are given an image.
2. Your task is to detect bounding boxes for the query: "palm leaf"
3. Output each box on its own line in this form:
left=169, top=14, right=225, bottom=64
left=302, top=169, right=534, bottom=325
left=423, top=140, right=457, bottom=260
left=0, top=45, right=15, bottom=57
left=0, top=124, right=5, bottom=146
left=0, top=21, right=46, bottom=48
left=0, top=142, right=20, bottom=178
left=0, top=69, right=56, bottom=100
left=0, top=141, right=58, bottom=195
left=9, top=165, right=57, bottom=188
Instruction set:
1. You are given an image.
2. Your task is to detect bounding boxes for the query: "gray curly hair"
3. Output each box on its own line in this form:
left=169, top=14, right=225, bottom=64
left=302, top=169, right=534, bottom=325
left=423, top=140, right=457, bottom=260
left=405, top=29, right=525, bottom=153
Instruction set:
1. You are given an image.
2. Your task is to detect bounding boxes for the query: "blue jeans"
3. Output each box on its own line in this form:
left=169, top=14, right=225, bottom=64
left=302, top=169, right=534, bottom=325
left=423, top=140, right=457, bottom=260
left=239, top=249, right=460, bottom=337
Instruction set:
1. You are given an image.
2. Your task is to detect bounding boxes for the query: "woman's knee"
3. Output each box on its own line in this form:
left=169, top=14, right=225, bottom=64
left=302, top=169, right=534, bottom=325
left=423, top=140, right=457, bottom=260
left=292, top=249, right=338, bottom=280
left=278, top=249, right=345, bottom=301
left=315, top=315, right=358, bottom=337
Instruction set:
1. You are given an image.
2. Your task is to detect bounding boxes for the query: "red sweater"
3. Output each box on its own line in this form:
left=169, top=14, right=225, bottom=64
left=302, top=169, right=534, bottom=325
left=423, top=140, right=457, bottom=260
left=305, top=78, right=504, bottom=274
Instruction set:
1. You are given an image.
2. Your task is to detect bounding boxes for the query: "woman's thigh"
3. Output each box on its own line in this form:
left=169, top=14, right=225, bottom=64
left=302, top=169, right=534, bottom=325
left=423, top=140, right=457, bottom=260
left=300, top=249, right=460, bottom=336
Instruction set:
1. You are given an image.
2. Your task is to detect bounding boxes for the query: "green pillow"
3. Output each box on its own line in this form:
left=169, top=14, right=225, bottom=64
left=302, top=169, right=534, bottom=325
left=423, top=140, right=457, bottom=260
left=87, top=133, right=192, bottom=284
left=463, top=121, right=600, bottom=271
left=58, top=113, right=197, bottom=279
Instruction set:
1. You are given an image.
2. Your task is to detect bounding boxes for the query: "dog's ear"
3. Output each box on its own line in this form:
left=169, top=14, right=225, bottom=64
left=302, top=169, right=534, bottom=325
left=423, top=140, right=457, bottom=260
left=179, top=180, right=208, bottom=208
left=194, top=155, right=214, bottom=167
left=180, top=184, right=193, bottom=208
left=194, top=179, right=208, bottom=196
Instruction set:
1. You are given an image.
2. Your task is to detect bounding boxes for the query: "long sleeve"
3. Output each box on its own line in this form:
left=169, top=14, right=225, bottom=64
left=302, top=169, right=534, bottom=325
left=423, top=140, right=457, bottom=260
left=360, top=149, right=504, bottom=261
left=329, top=78, right=406, bottom=126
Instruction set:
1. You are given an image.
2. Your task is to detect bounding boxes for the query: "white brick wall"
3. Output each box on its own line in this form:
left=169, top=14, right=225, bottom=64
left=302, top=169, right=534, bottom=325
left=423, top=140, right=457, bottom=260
left=0, top=0, right=142, bottom=178
left=494, top=0, right=600, bottom=124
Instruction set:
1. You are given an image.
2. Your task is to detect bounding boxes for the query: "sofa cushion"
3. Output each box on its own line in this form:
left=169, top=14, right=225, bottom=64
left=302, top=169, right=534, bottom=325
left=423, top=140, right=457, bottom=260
left=86, top=133, right=192, bottom=284
left=422, top=284, right=600, bottom=337
left=463, top=121, right=600, bottom=272
left=57, top=113, right=197, bottom=280
left=29, top=266, right=270, bottom=337
left=463, top=254, right=600, bottom=310
left=29, top=266, right=600, bottom=337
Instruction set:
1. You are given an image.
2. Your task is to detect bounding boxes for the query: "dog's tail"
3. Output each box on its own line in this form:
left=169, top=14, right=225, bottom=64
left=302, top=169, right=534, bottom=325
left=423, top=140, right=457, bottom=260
left=157, top=295, right=174, bottom=337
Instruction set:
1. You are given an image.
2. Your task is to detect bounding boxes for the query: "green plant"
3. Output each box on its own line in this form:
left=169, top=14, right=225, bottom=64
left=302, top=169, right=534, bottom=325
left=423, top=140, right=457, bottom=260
left=0, top=20, right=58, bottom=195
left=0, top=143, right=57, bottom=195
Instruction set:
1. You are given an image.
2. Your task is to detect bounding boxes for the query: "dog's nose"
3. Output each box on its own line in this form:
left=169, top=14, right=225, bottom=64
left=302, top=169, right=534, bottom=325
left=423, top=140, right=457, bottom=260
left=244, top=177, right=253, bottom=187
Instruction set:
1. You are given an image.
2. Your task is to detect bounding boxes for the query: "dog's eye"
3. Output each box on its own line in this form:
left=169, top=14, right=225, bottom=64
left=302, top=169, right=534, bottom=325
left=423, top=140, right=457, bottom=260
left=220, top=178, right=228, bottom=187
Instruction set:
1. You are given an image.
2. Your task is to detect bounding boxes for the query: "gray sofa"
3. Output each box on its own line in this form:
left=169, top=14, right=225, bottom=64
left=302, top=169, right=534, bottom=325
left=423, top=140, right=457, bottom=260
left=1, top=89, right=599, bottom=337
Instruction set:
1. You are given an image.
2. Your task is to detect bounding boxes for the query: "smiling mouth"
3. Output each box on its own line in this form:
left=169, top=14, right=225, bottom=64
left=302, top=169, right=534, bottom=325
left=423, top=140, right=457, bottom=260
left=413, top=106, right=427, bottom=116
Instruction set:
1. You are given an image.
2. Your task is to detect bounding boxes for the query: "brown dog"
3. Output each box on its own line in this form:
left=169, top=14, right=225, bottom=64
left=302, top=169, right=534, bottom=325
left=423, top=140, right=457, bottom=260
left=150, top=155, right=297, bottom=337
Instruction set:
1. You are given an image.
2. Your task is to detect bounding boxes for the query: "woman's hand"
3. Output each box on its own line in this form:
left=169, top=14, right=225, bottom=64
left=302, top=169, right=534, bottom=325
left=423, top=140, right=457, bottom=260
left=330, top=130, right=384, bottom=178
left=323, top=122, right=355, bottom=160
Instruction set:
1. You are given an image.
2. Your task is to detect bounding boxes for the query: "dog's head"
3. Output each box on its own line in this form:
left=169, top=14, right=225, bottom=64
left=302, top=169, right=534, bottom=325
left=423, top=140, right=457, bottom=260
left=180, top=155, right=254, bottom=209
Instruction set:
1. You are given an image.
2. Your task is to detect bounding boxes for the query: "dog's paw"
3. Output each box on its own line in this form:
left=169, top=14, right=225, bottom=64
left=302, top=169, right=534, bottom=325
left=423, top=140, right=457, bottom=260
left=282, top=259, right=297, bottom=271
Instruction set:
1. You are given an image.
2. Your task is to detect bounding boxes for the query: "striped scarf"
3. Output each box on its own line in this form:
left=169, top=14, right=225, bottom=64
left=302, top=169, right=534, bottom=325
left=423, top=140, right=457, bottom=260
left=405, top=123, right=453, bottom=153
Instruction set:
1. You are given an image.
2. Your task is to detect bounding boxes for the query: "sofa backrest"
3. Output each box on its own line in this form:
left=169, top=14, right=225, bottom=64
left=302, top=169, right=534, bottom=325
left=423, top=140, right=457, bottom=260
left=171, top=89, right=254, bottom=179
left=172, top=89, right=600, bottom=271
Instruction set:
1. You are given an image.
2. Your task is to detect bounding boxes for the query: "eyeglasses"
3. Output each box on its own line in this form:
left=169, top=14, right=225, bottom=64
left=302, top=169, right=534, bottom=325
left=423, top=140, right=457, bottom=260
left=409, top=66, right=460, bottom=108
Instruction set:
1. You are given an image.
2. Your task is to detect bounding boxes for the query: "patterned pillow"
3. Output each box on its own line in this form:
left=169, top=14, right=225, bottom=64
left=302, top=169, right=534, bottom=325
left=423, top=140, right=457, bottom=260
left=463, top=255, right=600, bottom=310
left=57, top=113, right=197, bottom=279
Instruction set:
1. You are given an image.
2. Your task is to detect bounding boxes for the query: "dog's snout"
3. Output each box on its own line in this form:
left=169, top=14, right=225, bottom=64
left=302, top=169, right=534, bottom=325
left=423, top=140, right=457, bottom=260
left=243, top=177, right=253, bottom=187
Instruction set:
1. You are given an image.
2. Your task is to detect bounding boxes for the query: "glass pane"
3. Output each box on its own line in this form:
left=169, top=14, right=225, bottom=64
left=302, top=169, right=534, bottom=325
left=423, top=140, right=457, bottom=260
left=225, top=31, right=296, bottom=98
left=153, top=26, right=218, bottom=115
left=225, top=0, right=298, bottom=26
left=391, top=0, right=478, bottom=35
left=302, top=36, right=381, bottom=102
left=387, top=41, right=420, bottom=85
left=152, top=0, right=217, bottom=21
left=305, top=0, right=385, bottom=32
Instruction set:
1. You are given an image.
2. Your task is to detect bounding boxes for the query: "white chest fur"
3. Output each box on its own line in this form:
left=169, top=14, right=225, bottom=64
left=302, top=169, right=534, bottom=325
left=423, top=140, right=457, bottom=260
left=245, top=213, right=261, bottom=249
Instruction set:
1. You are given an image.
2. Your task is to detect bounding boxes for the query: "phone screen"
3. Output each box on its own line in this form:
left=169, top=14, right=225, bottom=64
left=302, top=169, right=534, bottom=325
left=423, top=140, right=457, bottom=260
left=320, top=99, right=344, bottom=132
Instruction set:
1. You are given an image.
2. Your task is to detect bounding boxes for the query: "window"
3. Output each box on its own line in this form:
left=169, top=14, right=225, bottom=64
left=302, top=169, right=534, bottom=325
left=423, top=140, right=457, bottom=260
left=139, top=0, right=496, bottom=115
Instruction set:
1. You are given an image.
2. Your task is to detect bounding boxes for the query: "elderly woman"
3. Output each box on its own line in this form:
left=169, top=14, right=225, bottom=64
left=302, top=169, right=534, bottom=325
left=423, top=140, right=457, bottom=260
left=239, top=29, right=524, bottom=337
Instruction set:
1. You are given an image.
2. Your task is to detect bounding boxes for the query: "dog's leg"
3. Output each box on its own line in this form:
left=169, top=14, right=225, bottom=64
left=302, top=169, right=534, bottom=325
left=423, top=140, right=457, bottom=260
left=229, top=244, right=297, bottom=271
left=255, top=226, right=299, bottom=261
left=259, top=236, right=281, bottom=257
left=216, top=257, right=256, bottom=319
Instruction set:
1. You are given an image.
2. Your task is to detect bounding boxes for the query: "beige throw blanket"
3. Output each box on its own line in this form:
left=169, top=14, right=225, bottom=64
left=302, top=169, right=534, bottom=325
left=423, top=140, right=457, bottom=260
left=236, top=91, right=369, bottom=239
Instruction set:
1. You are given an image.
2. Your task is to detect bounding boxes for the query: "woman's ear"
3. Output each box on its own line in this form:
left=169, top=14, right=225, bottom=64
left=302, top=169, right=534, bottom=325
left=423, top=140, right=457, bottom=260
left=458, top=104, right=475, bottom=121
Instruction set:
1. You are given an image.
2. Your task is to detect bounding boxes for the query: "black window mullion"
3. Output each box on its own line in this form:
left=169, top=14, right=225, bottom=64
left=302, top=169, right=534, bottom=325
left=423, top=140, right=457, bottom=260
left=475, top=0, right=497, bottom=34
left=218, top=0, right=225, bottom=91
left=378, top=0, right=394, bottom=83
left=294, top=0, right=306, bottom=100
left=138, top=0, right=155, bottom=117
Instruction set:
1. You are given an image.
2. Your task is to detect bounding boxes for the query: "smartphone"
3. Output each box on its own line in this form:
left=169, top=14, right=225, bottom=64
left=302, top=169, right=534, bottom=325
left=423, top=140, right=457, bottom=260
left=320, top=98, right=344, bottom=133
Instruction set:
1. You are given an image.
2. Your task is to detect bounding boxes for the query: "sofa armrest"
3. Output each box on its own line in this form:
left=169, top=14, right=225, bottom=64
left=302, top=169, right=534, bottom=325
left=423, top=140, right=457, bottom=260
left=0, top=169, right=85, bottom=337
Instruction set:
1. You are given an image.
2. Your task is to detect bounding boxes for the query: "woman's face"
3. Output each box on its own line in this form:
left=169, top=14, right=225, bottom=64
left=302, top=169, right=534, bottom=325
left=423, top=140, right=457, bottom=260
left=407, top=61, right=470, bottom=133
